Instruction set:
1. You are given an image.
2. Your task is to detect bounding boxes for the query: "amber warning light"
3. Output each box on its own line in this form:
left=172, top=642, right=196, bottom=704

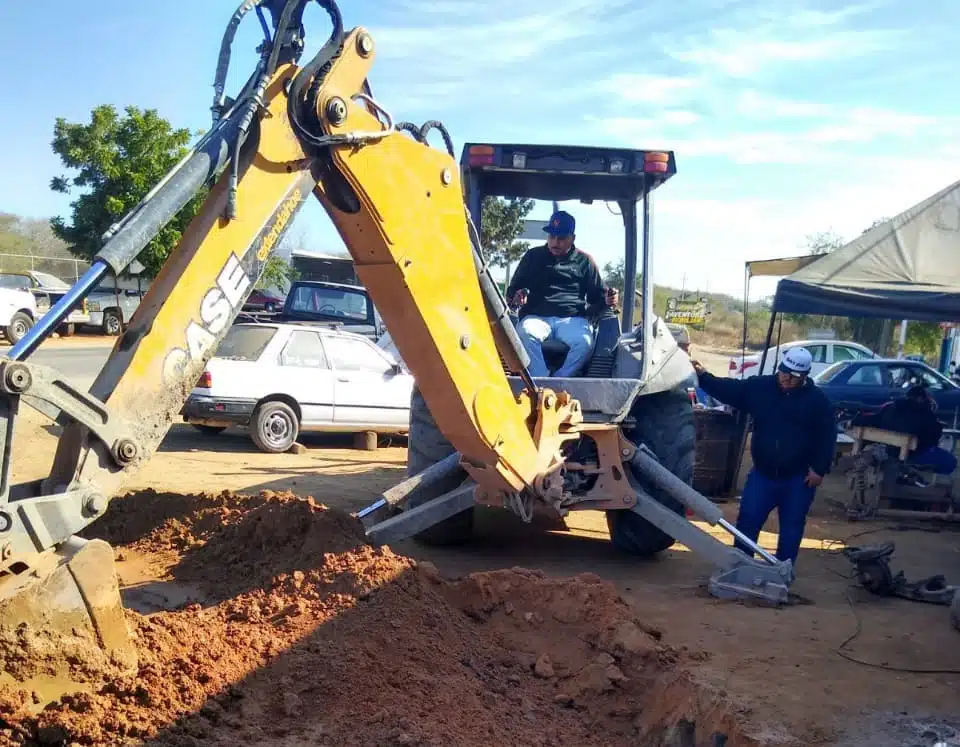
left=468, top=145, right=495, bottom=166
left=643, top=152, right=670, bottom=173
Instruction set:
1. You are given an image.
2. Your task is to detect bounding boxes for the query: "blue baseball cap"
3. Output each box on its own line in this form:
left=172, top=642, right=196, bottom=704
left=543, top=210, right=575, bottom=237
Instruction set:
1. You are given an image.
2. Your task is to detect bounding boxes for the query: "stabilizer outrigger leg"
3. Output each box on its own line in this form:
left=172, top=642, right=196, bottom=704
left=356, top=445, right=794, bottom=606
left=629, top=446, right=793, bottom=604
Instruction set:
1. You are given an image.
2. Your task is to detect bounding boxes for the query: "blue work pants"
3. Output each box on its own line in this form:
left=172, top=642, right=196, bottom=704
left=736, top=469, right=816, bottom=564
left=517, top=315, right=593, bottom=377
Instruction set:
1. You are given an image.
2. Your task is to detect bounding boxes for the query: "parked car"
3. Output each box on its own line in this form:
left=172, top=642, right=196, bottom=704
left=813, top=358, right=960, bottom=424
left=181, top=323, right=412, bottom=453
left=728, top=339, right=876, bottom=379
left=243, top=288, right=284, bottom=313
left=0, top=271, right=91, bottom=335
left=0, top=285, right=38, bottom=344
left=85, top=284, right=144, bottom=335
left=237, top=280, right=386, bottom=341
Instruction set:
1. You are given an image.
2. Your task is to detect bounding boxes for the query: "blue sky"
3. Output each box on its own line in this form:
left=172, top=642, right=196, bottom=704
left=2, top=0, right=959, bottom=298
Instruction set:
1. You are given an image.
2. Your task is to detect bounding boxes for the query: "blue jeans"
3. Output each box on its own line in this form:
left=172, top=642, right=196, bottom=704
left=907, top=446, right=958, bottom=475
left=517, top=315, right=593, bottom=377
left=736, top=469, right=816, bottom=564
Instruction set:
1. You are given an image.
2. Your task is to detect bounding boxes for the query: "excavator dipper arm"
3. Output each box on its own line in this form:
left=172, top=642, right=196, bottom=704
left=0, top=0, right=594, bottom=681
left=0, top=1, right=793, bottom=703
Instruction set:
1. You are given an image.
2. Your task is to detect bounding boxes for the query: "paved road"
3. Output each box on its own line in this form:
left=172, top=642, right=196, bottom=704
left=5, top=345, right=113, bottom=390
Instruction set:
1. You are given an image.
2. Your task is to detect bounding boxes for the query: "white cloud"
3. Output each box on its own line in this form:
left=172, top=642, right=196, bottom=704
left=735, top=90, right=830, bottom=118
left=670, top=29, right=900, bottom=77
left=600, top=73, right=702, bottom=104
left=661, top=2, right=903, bottom=78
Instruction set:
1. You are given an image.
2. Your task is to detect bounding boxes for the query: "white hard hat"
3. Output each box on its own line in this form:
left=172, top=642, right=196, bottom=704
left=779, top=346, right=812, bottom=377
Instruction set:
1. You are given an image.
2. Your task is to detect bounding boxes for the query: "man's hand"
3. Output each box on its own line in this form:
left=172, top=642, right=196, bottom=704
left=604, top=287, right=619, bottom=307
left=690, top=359, right=706, bottom=376
left=804, top=468, right=823, bottom=488
left=509, top=289, right=528, bottom=308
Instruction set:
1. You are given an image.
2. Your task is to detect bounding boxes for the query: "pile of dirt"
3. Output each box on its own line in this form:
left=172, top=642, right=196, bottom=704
left=0, top=489, right=752, bottom=746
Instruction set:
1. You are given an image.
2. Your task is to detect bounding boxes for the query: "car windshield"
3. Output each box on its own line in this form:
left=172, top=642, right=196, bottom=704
left=813, top=362, right=848, bottom=384
left=32, top=272, right=70, bottom=290
left=0, top=274, right=31, bottom=290
left=287, top=285, right=368, bottom=320
left=215, top=325, right=277, bottom=361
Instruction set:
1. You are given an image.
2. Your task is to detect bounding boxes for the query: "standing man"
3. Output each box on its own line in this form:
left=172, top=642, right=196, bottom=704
left=691, top=347, right=836, bottom=565
left=506, top=210, right=618, bottom=377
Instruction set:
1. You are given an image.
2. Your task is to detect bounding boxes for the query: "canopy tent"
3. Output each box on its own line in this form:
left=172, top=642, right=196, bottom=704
left=773, top=178, right=960, bottom=322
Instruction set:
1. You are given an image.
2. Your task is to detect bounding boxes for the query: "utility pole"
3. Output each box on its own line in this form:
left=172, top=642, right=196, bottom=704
left=897, top=319, right=908, bottom=359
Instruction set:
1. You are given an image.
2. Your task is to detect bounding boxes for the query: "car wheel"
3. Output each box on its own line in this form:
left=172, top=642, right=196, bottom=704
left=250, top=400, right=299, bottom=453
left=103, top=310, right=122, bottom=336
left=58, top=323, right=75, bottom=337
left=5, top=312, right=33, bottom=345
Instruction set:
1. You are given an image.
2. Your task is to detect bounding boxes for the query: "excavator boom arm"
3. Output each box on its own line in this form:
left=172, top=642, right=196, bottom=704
left=0, top=0, right=564, bottom=579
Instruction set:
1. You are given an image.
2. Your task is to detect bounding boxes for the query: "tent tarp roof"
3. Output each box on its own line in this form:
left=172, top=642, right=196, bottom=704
left=746, top=255, right=820, bottom=278
left=774, top=178, right=960, bottom=322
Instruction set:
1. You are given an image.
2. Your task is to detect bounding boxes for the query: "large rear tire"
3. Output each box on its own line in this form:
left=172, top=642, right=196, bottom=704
left=605, top=388, right=695, bottom=557
left=406, top=385, right=473, bottom=545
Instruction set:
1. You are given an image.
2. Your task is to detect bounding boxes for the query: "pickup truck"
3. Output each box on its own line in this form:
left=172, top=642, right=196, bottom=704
left=0, top=271, right=91, bottom=336
left=238, top=280, right=386, bottom=341
left=85, top=285, right=144, bottom=335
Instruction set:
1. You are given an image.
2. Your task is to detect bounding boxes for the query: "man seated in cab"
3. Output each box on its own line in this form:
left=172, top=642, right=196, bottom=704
left=506, top=210, right=618, bottom=377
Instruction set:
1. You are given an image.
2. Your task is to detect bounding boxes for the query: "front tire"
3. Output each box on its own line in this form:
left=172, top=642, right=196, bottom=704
left=606, top=388, right=695, bottom=557
left=5, top=312, right=32, bottom=344
left=406, top=385, right=473, bottom=545
left=250, top=400, right=299, bottom=453
left=103, top=310, right=122, bottom=336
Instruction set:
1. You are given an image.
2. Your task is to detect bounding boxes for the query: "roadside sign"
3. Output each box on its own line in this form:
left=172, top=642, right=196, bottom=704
left=664, top=296, right=709, bottom=328
left=519, top=219, right=547, bottom=241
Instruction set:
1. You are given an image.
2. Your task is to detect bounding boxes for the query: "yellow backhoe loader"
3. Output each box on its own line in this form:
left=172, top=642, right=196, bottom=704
left=0, top=0, right=796, bottom=702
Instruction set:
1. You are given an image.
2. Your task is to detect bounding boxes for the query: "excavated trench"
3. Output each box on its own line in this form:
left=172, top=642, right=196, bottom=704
left=0, top=489, right=792, bottom=746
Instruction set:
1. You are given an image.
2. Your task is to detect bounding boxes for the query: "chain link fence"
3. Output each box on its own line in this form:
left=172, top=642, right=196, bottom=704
left=0, top=253, right=91, bottom=282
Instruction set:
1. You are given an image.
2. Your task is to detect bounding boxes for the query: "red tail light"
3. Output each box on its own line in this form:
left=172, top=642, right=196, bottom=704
left=728, top=360, right=737, bottom=371
left=197, top=370, right=212, bottom=388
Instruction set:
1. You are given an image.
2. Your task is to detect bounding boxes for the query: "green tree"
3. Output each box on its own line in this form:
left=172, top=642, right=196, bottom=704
left=804, top=229, right=844, bottom=255
left=258, top=254, right=300, bottom=293
left=480, top=196, right=534, bottom=283
left=49, top=104, right=204, bottom=277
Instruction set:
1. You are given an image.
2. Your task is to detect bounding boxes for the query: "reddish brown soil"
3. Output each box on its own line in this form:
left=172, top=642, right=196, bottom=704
left=0, top=490, right=758, bottom=746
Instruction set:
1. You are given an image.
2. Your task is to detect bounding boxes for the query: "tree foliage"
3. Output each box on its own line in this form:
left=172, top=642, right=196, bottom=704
left=258, top=254, right=300, bottom=293
left=49, top=104, right=204, bottom=278
left=479, top=196, right=534, bottom=270
left=804, top=230, right=844, bottom=255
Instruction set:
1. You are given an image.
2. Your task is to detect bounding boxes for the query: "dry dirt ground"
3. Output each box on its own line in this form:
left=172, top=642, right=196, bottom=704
left=0, top=344, right=958, bottom=745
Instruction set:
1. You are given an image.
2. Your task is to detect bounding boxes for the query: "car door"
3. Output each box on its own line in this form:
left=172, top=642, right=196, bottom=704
left=833, top=362, right=890, bottom=412
left=322, top=333, right=412, bottom=427
left=275, top=329, right=336, bottom=426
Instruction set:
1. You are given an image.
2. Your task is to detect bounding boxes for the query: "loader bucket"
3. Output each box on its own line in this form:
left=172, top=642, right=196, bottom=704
left=0, top=537, right=136, bottom=710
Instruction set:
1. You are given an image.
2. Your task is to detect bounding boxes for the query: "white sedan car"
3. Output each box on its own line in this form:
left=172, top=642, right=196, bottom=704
left=728, top=339, right=876, bottom=379
left=182, top=323, right=413, bottom=453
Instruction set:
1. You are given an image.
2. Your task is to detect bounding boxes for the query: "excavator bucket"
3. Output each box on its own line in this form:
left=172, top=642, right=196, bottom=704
left=0, top=537, right=136, bottom=709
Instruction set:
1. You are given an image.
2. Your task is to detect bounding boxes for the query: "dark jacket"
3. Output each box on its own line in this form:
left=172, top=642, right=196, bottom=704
left=506, top=244, right=606, bottom=319
left=698, top=372, right=836, bottom=480
left=851, top=398, right=942, bottom=453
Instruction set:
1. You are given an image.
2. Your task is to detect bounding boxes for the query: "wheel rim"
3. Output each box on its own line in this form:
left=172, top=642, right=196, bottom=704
left=106, top=315, right=121, bottom=334
left=12, top=320, right=27, bottom=339
left=260, top=410, right=293, bottom=448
